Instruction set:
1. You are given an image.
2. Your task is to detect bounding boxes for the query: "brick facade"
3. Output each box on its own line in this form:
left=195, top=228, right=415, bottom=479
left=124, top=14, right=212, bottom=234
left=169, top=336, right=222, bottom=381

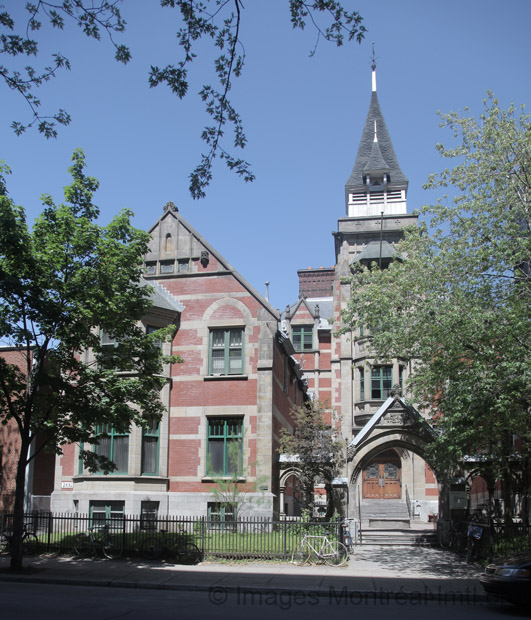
left=0, top=348, right=55, bottom=512
left=51, top=204, right=303, bottom=518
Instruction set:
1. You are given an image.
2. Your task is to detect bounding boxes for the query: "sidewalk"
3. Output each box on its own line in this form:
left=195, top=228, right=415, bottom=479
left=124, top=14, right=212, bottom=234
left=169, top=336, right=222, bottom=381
left=0, top=545, right=487, bottom=603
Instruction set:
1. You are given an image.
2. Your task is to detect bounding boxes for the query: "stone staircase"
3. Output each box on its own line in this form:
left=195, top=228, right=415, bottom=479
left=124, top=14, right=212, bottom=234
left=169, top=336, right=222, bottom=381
left=360, top=528, right=438, bottom=546
left=360, top=500, right=411, bottom=529
left=357, top=500, right=438, bottom=546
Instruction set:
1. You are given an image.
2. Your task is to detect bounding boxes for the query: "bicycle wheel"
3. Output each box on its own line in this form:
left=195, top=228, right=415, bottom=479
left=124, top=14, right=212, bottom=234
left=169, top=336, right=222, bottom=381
left=452, top=532, right=466, bottom=555
left=174, top=541, right=202, bottom=565
left=141, top=536, right=163, bottom=561
left=22, top=532, right=39, bottom=556
left=466, top=538, right=475, bottom=563
left=73, top=533, right=91, bottom=557
left=102, top=534, right=123, bottom=560
left=0, top=533, right=9, bottom=553
left=291, top=542, right=310, bottom=566
left=323, top=540, right=348, bottom=567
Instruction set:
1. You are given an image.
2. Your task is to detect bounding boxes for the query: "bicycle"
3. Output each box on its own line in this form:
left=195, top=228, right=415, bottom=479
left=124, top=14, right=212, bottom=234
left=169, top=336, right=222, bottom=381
left=141, top=529, right=202, bottom=565
left=73, top=524, right=123, bottom=559
left=341, top=520, right=354, bottom=553
left=0, top=526, right=39, bottom=555
left=439, top=520, right=467, bottom=554
left=291, top=533, right=348, bottom=567
left=465, top=523, right=483, bottom=563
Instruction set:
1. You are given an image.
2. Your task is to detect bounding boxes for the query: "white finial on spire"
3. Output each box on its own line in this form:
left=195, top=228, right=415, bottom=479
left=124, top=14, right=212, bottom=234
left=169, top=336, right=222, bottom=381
left=371, top=42, right=377, bottom=92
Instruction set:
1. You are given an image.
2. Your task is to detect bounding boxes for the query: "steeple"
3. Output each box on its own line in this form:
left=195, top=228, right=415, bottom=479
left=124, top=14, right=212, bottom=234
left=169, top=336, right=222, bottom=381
left=345, top=55, right=408, bottom=218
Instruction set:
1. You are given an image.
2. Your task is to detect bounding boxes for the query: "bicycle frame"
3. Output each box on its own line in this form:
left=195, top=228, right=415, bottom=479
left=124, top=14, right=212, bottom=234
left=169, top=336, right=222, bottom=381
left=292, top=533, right=348, bottom=567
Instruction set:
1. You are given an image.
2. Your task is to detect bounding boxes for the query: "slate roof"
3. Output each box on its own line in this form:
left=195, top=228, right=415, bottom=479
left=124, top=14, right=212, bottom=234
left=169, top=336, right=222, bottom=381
left=363, top=137, right=390, bottom=175
left=140, top=277, right=184, bottom=313
left=280, top=297, right=334, bottom=325
left=346, top=91, right=408, bottom=192
left=350, top=240, right=399, bottom=264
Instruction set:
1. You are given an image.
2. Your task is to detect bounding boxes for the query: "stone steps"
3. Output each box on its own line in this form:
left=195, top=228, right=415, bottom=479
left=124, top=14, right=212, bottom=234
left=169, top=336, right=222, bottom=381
left=360, top=500, right=411, bottom=529
left=360, top=528, right=438, bottom=547
left=360, top=500, right=410, bottom=518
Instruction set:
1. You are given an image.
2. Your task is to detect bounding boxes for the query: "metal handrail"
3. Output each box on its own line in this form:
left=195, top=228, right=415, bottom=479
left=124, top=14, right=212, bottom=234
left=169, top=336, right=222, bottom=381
left=405, top=485, right=412, bottom=519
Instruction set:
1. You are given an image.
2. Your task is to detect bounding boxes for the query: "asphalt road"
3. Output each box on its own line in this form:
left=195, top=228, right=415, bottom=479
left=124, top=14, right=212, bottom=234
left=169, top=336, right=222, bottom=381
left=2, top=582, right=529, bottom=620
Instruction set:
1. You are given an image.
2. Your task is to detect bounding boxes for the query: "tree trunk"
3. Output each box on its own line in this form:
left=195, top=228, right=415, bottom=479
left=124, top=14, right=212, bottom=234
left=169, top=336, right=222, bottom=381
left=302, top=477, right=314, bottom=516
left=502, top=468, right=514, bottom=526
left=324, top=480, right=335, bottom=520
left=10, top=433, right=30, bottom=571
left=521, top=459, right=530, bottom=526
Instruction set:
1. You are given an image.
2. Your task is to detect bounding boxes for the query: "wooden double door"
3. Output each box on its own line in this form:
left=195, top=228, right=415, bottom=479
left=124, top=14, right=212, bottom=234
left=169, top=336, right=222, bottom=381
left=362, top=451, right=401, bottom=499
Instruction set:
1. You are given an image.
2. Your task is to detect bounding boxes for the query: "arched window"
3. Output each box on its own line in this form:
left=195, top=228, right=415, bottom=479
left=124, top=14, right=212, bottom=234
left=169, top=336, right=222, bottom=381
left=163, top=233, right=174, bottom=253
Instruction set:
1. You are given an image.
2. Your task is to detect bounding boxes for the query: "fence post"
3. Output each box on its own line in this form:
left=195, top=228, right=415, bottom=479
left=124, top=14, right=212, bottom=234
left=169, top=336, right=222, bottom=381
left=122, top=515, right=127, bottom=555
left=283, top=517, right=288, bottom=561
left=201, top=516, right=205, bottom=556
left=47, top=511, right=53, bottom=552
left=488, top=516, right=494, bottom=562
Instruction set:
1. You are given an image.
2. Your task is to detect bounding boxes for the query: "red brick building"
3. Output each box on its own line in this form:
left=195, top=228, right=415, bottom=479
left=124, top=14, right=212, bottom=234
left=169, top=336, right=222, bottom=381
left=51, top=203, right=305, bottom=519
left=281, top=65, right=439, bottom=524
left=0, top=348, right=55, bottom=513
left=50, top=65, right=440, bottom=523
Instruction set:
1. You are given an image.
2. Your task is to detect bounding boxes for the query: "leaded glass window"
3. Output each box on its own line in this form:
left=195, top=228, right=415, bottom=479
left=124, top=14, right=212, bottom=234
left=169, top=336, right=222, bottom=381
left=209, top=329, right=244, bottom=375
left=207, top=417, right=243, bottom=476
left=371, top=366, right=392, bottom=400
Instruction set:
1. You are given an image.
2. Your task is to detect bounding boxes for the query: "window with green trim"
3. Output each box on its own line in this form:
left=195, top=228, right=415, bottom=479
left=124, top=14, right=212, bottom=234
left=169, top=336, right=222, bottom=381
left=209, top=329, right=244, bottom=375
left=399, top=366, right=404, bottom=393
left=207, top=502, right=236, bottom=529
left=99, top=329, right=117, bottom=365
left=140, top=501, right=159, bottom=530
left=99, top=329, right=128, bottom=369
left=207, top=417, right=243, bottom=476
left=371, top=366, right=392, bottom=400
left=89, top=500, right=124, bottom=529
left=292, top=326, right=313, bottom=352
left=94, top=424, right=129, bottom=473
left=141, top=419, right=159, bottom=475
left=359, top=367, right=365, bottom=401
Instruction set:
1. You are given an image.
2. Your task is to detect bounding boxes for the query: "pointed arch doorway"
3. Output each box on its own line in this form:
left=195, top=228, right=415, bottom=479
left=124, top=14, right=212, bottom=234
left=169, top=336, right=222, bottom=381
left=362, top=449, right=401, bottom=500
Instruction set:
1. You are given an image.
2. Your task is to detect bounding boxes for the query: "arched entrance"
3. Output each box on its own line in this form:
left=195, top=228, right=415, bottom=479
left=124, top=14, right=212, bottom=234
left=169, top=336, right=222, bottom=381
left=278, top=467, right=303, bottom=517
left=346, top=395, right=444, bottom=523
left=362, top=449, right=401, bottom=500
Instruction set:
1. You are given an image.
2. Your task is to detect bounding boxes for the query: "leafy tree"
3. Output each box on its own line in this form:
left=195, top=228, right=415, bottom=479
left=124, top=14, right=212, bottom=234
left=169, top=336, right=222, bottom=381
left=0, top=1, right=365, bottom=198
left=0, top=148, right=181, bottom=570
left=341, top=95, right=531, bottom=522
left=208, top=435, right=267, bottom=521
left=279, top=400, right=343, bottom=519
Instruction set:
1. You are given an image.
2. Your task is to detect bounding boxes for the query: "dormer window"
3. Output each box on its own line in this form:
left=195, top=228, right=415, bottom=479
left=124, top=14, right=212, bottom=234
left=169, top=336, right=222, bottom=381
left=292, top=325, right=313, bottom=352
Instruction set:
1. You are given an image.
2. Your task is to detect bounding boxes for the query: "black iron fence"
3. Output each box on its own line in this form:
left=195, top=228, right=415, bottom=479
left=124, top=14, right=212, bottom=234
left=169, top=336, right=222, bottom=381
left=438, top=518, right=531, bottom=562
left=0, top=512, right=343, bottom=561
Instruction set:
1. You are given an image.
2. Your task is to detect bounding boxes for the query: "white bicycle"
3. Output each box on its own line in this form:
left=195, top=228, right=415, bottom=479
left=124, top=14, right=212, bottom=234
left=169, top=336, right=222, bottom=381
left=291, top=533, right=348, bottom=567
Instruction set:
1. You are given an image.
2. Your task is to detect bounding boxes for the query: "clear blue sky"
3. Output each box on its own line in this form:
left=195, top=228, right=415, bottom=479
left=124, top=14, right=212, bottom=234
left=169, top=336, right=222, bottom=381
left=2, top=0, right=531, bottom=310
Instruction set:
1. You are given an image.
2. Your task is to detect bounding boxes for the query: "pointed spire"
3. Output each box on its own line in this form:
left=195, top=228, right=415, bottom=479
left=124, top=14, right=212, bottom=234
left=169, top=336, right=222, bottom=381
left=371, top=42, right=377, bottom=92
left=345, top=53, right=408, bottom=194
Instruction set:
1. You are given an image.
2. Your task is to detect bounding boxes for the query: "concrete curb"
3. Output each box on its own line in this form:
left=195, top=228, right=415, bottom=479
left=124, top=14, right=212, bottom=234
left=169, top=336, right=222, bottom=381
left=0, top=572, right=491, bottom=604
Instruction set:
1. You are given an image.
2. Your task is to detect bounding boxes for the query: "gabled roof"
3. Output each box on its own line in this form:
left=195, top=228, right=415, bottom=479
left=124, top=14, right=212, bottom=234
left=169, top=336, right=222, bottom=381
left=346, top=90, right=408, bottom=193
left=281, top=296, right=334, bottom=322
left=349, top=395, right=435, bottom=452
left=146, top=205, right=279, bottom=320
